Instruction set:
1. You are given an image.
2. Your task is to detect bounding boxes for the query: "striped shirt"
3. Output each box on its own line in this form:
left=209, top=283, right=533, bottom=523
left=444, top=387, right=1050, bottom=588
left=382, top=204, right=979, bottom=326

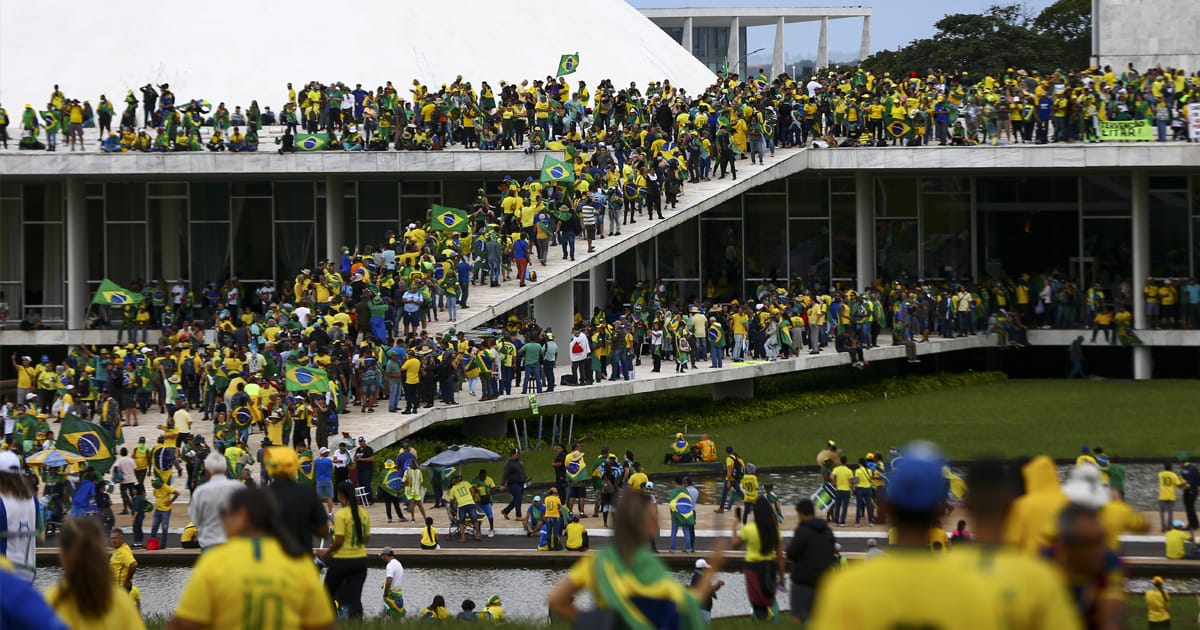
left=580, top=205, right=597, bottom=226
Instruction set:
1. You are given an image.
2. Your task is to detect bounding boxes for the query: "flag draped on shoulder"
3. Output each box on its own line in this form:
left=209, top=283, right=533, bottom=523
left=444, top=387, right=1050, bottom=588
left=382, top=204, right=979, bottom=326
left=285, top=362, right=331, bottom=393
left=152, top=445, right=176, bottom=484
left=295, top=132, right=330, bottom=151
left=55, top=414, right=116, bottom=473
left=540, top=155, right=575, bottom=184
left=557, top=53, right=580, bottom=77
left=431, top=204, right=469, bottom=233
left=92, top=278, right=144, bottom=306
left=298, top=449, right=315, bottom=485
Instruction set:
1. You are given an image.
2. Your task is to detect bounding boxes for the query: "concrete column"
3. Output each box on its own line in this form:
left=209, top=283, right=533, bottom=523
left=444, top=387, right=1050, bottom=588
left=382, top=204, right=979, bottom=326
left=535, top=280, right=574, bottom=366
left=772, top=16, right=786, bottom=78
left=859, top=16, right=872, bottom=62
left=816, top=16, right=829, bottom=70
left=66, top=177, right=88, bottom=330
left=681, top=17, right=694, bottom=56
left=854, top=171, right=875, bottom=293
left=589, top=264, right=607, bottom=315
left=325, top=176, right=345, bottom=262
left=1131, top=169, right=1152, bottom=380
left=727, top=16, right=741, bottom=76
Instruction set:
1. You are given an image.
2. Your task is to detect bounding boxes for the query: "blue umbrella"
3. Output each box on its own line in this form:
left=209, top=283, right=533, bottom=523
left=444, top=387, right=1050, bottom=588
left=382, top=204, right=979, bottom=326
left=422, top=445, right=501, bottom=468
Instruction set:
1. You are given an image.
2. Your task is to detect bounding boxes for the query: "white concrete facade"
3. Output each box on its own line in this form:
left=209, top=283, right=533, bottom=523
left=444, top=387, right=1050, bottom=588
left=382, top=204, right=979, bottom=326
left=1094, top=0, right=1199, bottom=72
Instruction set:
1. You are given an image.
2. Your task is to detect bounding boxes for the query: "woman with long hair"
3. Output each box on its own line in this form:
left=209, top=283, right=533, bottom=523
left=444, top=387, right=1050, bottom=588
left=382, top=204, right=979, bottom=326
left=168, top=487, right=333, bottom=630
left=319, top=481, right=370, bottom=619
left=731, top=496, right=786, bottom=620
left=420, top=595, right=450, bottom=620
left=0, top=455, right=39, bottom=580
left=548, top=491, right=720, bottom=628
left=47, top=517, right=145, bottom=629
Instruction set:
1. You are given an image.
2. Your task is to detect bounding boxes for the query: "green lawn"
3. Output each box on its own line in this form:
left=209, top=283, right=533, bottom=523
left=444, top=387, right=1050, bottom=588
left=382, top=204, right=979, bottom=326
left=506, top=379, right=1193, bottom=477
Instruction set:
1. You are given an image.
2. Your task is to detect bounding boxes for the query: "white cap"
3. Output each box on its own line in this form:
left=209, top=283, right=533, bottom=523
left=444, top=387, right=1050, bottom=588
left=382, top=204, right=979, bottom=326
left=25, top=393, right=37, bottom=400
left=0, top=451, right=21, bottom=473
left=66, top=384, right=74, bottom=390
left=694, top=559, right=711, bottom=569
left=643, top=481, right=654, bottom=490
left=320, top=447, right=330, bottom=454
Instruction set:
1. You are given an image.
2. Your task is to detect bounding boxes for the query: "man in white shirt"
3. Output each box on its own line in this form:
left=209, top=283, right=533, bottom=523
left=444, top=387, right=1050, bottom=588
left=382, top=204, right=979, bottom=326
left=332, top=442, right=351, bottom=487
left=293, top=304, right=312, bottom=327
left=381, top=547, right=405, bottom=616
left=568, top=327, right=591, bottom=385
left=188, top=453, right=245, bottom=549
left=113, top=448, right=138, bottom=514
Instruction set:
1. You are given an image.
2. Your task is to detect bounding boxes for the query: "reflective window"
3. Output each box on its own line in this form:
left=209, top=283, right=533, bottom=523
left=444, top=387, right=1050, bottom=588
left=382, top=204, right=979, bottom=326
left=656, top=218, right=698, bottom=279
left=875, top=178, right=918, bottom=217
left=789, top=219, right=830, bottom=285
left=701, top=220, right=741, bottom=301
left=876, top=219, right=918, bottom=280
left=789, top=178, right=828, bottom=218
left=744, top=195, right=787, bottom=281
left=829, top=193, right=855, bottom=279
left=922, top=193, right=971, bottom=279
left=1149, top=191, right=1188, bottom=277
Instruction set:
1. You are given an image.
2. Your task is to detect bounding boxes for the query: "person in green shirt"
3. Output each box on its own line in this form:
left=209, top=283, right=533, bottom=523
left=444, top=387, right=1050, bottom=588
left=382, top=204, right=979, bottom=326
left=521, top=339, right=543, bottom=394
left=1108, top=455, right=1126, bottom=500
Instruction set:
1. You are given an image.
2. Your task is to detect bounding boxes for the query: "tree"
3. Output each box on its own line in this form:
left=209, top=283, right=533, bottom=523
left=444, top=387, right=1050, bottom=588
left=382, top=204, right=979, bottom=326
left=859, top=2, right=1092, bottom=78
left=1033, top=0, right=1092, bottom=70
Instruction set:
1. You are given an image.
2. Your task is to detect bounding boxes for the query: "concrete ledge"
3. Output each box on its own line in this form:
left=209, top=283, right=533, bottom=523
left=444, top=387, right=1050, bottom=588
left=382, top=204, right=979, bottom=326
left=1026, top=329, right=1200, bottom=346
left=0, top=149, right=562, bottom=178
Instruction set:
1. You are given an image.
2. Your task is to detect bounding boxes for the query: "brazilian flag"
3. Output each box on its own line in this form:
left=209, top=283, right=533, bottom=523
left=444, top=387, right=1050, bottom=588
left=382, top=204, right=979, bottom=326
left=885, top=119, right=914, bottom=139
left=668, top=488, right=696, bottom=525
left=540, top=155, right=575, bottom=184
left=55, top=414, right=116, bottom=473
left=556, top=52, right=580, bottom=77
left=707, top=323, right=725, bottom=347
left=231, top=404, right=254, bottom=430
left=298, top=449, right=314, bottom=485
left=41, top=110, right=61, bottom=134
left=285, top=362, right=331, bottom=393
left=383, top=468, right=405, bottom=497
left=295, top=132, right=331, bottom=152
left=431, top=204, right=469, bottom=233
left=152, top=444, right=176, bottom=484
left=565, top=451, right=589, bottom=483
left=91, top=278, right=143, bottom=306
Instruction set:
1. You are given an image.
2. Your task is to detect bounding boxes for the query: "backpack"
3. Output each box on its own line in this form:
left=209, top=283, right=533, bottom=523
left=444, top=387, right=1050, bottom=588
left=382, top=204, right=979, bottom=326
left=181, top=358, right=196, bottom=376
left=730, top=455, right=745, bottom=481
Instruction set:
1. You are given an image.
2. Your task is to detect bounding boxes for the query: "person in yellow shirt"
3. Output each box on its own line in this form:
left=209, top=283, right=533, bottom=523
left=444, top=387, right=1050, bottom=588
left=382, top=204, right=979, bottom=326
left=449, top=475, right=481, bottom=543
left=853, top=458, right=875, bottom=526
left=317, top=482, right=371, bottom=619
left=730, top=307, right=750, bottom=361
left=1144, top=576, right=1171, bottom=628
left=739, top=464, right=760, bottom=525
left=48, top=519, right=145, bottom=630
left=959, top=460, right=1084, bottom=630
left=830, top=456, right=854, bottom=526
left=172, top=487, right=335, bottom=630
left=1164, top=521, right=1195, bottom=559
left=810, top=444, right=1004, bottom=630
left=400, top=353, right=421, bottom=414
left=564, top=514, right=589, bottom=551
left=1157, top=462, right=1186, bottom=532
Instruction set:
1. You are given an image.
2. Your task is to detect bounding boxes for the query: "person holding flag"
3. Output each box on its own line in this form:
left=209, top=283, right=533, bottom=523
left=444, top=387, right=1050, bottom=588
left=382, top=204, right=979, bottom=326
left=669, top=476, right=697, bottom=552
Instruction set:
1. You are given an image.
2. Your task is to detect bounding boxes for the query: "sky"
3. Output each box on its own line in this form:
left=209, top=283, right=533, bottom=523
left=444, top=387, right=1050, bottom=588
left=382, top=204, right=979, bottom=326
left=628, top=0, right=1058, bottom=63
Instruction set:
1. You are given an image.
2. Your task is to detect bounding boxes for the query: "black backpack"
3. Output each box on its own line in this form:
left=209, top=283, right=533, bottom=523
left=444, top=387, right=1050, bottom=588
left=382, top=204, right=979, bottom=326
left=730, top=455, right=745, bottom=481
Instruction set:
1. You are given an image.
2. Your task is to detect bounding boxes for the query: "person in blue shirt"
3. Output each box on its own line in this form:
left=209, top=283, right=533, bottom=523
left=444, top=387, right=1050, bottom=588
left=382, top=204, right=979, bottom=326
left=933, top=100, right=949, bottom=146
left=70, top=469, right=97, bottom=519
left=456, top=257, right=473, bottom=308
left=314, top=447, right=334, bottom=514
left=513, top=234, right=531, bottom=288
left=1035, top=95, right=1053, bottom=144
left=1, top=562, right=69, bottom=629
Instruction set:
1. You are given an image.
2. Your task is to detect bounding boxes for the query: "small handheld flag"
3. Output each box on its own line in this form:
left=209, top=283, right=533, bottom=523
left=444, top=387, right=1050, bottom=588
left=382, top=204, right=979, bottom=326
left=55, top=414, right=116, bottom=473
left=540, top=155, right=575, bottom=184
left=91, top=278, right=144, bottom=306
left=557, top=53, right=580, bottom=77
left=431, top=204, right=469, bottom=233
left=295, top=132, right=330, bottom=152
left=285, top=363, right=331, bottom=393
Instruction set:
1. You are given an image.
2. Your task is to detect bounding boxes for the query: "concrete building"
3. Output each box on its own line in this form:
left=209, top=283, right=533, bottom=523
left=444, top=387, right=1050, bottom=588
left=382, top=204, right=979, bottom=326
left=2, top=144, right=1198, bottom=384
left=639, top=6, right=872, bottom=77
left=1093, top=0, right=1198, bottom=72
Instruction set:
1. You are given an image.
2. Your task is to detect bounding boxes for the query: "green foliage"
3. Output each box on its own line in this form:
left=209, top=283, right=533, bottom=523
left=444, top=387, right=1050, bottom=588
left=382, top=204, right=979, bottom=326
left=861, top=2, right=1091, bottom=77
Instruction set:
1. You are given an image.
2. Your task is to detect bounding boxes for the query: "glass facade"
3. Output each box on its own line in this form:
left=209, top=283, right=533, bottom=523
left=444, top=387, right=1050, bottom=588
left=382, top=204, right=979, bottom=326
left=1, top=171, right=1197, bottom=325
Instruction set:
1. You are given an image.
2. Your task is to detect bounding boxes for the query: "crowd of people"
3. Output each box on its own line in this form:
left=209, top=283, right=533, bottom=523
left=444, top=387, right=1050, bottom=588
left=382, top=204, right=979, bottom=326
left=2, top=62, right=1195, bottom=154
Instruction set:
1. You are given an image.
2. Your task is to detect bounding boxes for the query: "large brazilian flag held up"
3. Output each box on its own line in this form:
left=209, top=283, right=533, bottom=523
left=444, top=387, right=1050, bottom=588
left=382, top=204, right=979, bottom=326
left=91, top=278, right=143, bottom=306
left=286, top=362, right=331, bottom=393
left=885, top=119, right=915, bottom=140
left=431, top=204, right=469, bottom=233
left=540, top=155, right=575, bottom=184
left=56, top=414, right=116, bottom=473
left=295, top=132, right=330, bottom=152
left=557, top=53, right=580, bottom=78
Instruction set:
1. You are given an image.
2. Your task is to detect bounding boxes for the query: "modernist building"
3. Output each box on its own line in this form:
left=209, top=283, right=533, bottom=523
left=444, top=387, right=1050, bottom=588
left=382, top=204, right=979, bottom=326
left=1093, top=0, right=1198, bottom=72
left=640, top=6, right=873, bottom=76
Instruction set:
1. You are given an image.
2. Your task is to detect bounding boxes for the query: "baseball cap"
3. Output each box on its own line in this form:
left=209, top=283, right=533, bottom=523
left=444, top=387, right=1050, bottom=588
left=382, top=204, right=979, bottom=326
left=643, top=481, right=655, bottom=491
left=533, top=495, right=542, bottom=502
left=1174, top=520, right=1186, bottom=529
left=380, top=547, right=395, bottom=556
left=265, top=447, right=299, bottom=477
left=694, top=559, right=711, bottom=569
left=885, top=441, right=948, bottom=512
left=0, top=451, right=22, bottom=473
left=1152, top=576, right=1164, bottom=585
left=320, top=447, right=330, bottom=454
